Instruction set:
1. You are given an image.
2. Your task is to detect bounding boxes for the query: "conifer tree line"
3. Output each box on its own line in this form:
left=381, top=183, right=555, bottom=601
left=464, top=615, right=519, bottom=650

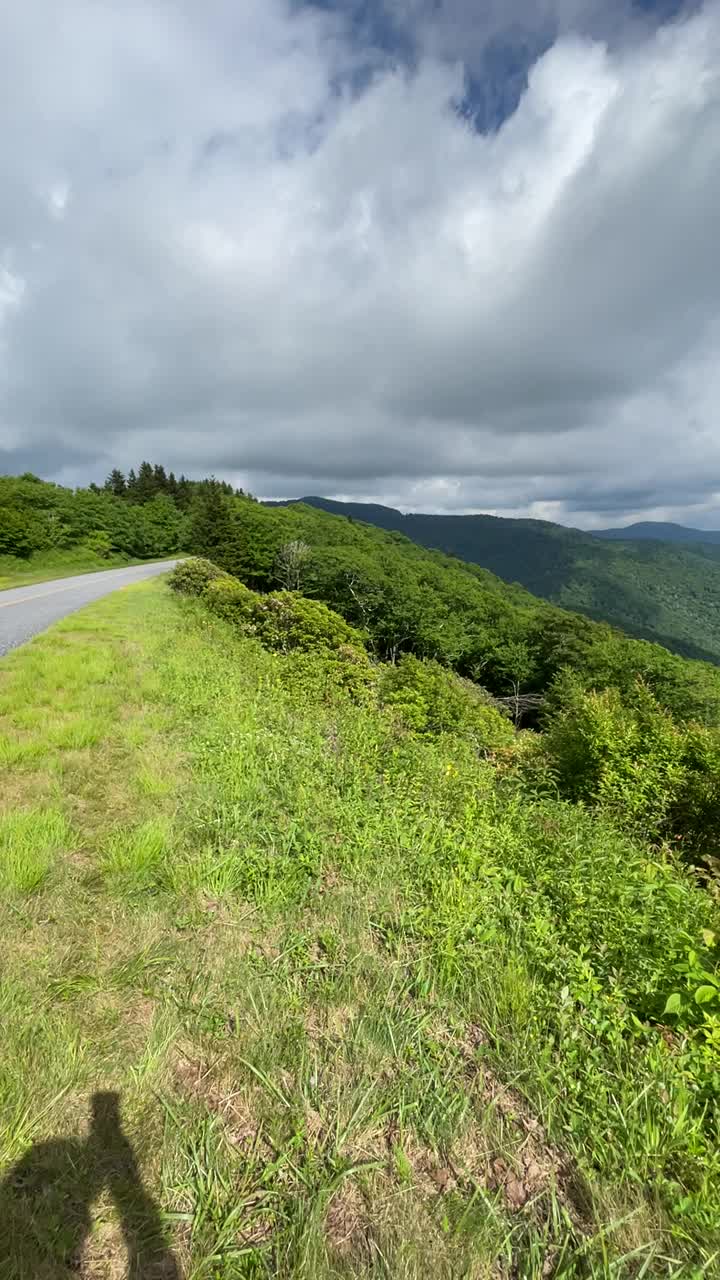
left=0, top=463, right=250, bottom=562
left=94, top=461, right=244, bottom=508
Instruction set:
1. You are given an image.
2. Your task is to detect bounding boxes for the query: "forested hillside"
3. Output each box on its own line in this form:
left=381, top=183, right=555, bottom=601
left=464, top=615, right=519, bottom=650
left=4, top=470, right=720, bottom=727
left=5, top=473, right=720, bottom=671
left=192, top=492, right=720, bottom=729
left=280, top=497, right=720, bottom=665
left=0, top=465, right=245, bottom=567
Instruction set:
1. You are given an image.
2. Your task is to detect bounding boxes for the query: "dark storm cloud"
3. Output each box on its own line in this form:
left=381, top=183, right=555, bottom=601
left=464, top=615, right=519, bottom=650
left=1, top=0, right=720, bottom=527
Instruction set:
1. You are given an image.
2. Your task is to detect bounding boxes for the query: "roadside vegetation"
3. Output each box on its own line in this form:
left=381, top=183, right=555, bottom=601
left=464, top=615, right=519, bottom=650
left=1, top=568, right=718, bottom=1277
left=0, top=546, right=175, bottom=591
left=0, top=465, right=240, bottom=588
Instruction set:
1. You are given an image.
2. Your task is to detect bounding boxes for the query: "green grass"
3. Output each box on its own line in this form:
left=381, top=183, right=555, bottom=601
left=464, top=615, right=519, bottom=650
left=0, top=546, right=175, bottom=591
left=0, top=581, right=717, bottom=1278
left=0, top=808, right=72, bottom=893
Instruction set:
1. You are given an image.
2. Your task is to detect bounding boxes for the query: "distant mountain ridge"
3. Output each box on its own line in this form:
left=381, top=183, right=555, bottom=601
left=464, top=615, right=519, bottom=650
left=268, top=497, right=720, bottom=665
left=595, top=521, right=720, bottom=545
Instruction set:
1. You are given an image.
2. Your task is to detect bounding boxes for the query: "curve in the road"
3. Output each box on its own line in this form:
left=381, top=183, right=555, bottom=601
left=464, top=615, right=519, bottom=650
left=0, top=561, right=178, bottom=657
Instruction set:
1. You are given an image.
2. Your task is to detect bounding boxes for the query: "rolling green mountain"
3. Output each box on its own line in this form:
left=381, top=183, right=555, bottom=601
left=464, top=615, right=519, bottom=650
left=273, top=497, right=720, bottom=665
left=595, top=521, right=720, bottom=545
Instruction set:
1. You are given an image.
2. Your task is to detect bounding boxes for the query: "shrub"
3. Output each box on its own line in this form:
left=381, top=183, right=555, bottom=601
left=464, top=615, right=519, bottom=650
left=276, top=645, right=376, bottom=706
left=83, top=530, right=113, bottom=559
left=168, top=556, right=225, bottom=597
left=667, top=723, right=720, bottom=862
left=540, top=676, right=687, bottom=836
left=203, top=574, right=257, bottom=625
left=0, top=507, right=41, bottom=558
left=378, top=655, right=514, bottom=750
left=250, top=592, right=366, bottom=654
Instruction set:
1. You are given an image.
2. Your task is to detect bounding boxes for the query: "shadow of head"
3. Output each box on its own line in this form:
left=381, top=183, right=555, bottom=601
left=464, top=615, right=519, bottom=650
left=0, top=1092, right=179, bottom=1279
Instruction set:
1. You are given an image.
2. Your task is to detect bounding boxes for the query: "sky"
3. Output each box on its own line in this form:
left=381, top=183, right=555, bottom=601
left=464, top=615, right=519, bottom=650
left=1, top=0, right=719, bottom=529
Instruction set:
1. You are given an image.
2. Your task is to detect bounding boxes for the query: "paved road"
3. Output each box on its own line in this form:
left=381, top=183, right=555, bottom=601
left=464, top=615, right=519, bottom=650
left=0, top=561, right=178, bottom=657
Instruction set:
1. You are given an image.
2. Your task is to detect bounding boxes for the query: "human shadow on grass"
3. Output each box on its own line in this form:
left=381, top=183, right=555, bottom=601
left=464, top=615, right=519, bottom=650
left=0, top=1091, right=179, bottom=1278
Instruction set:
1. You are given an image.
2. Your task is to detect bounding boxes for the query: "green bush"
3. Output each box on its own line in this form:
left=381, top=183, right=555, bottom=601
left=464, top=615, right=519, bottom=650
left=276, top=645, right=376, bottom=706
left=167, top=557, right=225, bottom=597
left=540, top=675, right=687, bottom=836
left=203, top=574, right=257, bottom=625
left=668, top=723, right=720, bottom=861
left=0, top=507, right=42, bottom=558
left=378, top=654, right=514, bottom=750
left=250, top=592, right=366, bottom=655
left=83, top=530, right=113, bottom=559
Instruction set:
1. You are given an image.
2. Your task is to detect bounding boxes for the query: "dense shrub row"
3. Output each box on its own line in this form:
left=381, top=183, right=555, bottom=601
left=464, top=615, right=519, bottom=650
left=169, top=560, right=514, bottom=753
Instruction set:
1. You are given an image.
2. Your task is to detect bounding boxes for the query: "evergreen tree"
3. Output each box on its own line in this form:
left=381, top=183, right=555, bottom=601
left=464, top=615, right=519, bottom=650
left=175, top=475, right=193, bottom=511
left=189, top=478, right=235, bottom=560
left=134, top=461, right=157, bottom=504
left=152, top=464, right=168, bottom=494
left=126, top=468, right=138, bottom=501
left=104, top=469, right=126, bottom=498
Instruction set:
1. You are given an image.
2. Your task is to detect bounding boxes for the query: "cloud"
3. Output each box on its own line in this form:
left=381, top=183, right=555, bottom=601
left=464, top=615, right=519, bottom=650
left=1, top=0, right=719, bottom=527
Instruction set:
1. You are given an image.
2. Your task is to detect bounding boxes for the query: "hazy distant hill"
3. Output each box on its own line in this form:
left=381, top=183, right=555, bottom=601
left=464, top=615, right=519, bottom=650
left=595, top=521, right=720, bottom=545
left=271, top=497, right=720, bottom=665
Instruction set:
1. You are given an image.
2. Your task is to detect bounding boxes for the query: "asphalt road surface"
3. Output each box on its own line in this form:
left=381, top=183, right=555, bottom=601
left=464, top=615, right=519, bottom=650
left=0, top=561, right=178, bottom=657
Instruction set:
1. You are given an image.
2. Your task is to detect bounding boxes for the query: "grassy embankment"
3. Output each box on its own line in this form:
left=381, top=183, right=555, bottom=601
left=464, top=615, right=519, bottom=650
left=0, top=548, right=177, bottom=591
left=0, top=580, right=718, bottom=1278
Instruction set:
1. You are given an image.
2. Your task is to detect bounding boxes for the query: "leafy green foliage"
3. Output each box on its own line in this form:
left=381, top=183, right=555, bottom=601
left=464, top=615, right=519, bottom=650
left=671, top=725, right=720, bottom=858
left=175, top=557, right=366, bottom=655
left=0, top=464, right=252, bottom=571
left=540, top=676, right=687, bottom=834
left=202, top=573, right=256, bottom=623
left=250, top=592, right=365, bottom=655
left=167, top=557, right=226, bottom=598
left=274, top=644, right=376, bottom=706
left=206, top=498, right=720, bottom=728
left=536, top=674, right=720, bottom=872
left=83, top=530, right=113, bottom=559
left=0, top=505, right=48, bottom=557
left=378, top=654, right=513, bottom=748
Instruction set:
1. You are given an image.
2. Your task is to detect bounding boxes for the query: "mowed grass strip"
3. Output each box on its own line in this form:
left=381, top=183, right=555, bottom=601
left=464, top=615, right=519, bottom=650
left=0, top=580, right=717, bottom=1279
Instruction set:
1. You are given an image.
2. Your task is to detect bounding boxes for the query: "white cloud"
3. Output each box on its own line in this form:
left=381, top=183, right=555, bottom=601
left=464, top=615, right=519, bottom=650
left=0, top=0, right=719, bottom=526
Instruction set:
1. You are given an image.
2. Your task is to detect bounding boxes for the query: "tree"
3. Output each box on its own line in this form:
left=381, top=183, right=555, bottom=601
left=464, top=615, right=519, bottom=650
left=0, top=508, right=39, bottom=557
left=134, top=461, right=157, bottom=504
left=175, top=475, right=193, bottom=511
left=274, top=539, right=312, bottom=592
left=496, top=639, right=536, bottom=724
left=189, top=479, right=235, bottom=561
left=141, top=495, right=185, bottom=556
left=104, top=469, right=126, bottom=498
